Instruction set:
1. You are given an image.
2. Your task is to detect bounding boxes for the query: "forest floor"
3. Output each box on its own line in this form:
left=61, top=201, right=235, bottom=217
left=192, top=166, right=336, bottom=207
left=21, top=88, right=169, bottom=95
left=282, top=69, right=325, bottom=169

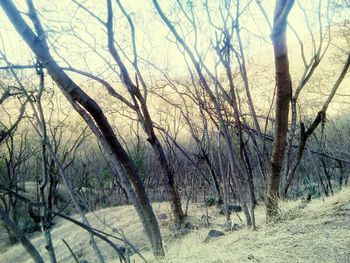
left=1, top=187, right=350, bottom=263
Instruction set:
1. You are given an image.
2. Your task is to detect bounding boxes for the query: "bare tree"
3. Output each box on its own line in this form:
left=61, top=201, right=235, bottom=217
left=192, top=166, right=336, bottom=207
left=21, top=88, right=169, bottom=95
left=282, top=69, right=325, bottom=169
left=152, top=0, right=258, bottom=227
left=0, top=0, right=164, bottom=257
left=266, top=0, right=294, bottom=220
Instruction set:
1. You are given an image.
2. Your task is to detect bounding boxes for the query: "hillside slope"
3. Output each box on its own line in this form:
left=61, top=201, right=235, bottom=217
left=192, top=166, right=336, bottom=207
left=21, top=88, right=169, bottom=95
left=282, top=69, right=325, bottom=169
left=1, top=188, right=350, bottom=263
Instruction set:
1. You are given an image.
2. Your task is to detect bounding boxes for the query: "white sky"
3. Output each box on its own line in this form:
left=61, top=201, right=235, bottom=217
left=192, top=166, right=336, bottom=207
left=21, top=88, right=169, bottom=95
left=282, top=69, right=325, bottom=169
left=0, top=0, right=342, bottom=71
left=0, top=0, right=349, bottom=120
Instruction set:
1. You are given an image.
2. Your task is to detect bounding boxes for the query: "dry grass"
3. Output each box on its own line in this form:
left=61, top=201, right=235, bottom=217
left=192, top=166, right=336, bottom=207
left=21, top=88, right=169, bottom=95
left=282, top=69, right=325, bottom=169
left=1, top=188, right=350, bottom=263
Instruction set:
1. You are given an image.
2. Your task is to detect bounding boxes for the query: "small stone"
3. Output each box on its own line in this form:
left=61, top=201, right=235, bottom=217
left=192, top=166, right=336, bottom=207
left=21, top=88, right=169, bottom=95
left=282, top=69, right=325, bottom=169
left=158, top=213, right=168, bottom=220
left=118, top=246, right=134, bottom=255
left=204, top=229, right=224, bottom=242
left=298, top=203, right=307, bottom=209
left=184, top=222, right=194, bottom=229
left=118, top=246, right=126, bottom=254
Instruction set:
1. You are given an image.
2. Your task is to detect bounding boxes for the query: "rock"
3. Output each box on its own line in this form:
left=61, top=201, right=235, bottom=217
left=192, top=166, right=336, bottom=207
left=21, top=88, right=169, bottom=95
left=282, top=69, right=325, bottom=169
left=117, top=246, right=134, bottom=255
left=204, top=229, right=224, bottom=242
left=118, top=246, right=126, bottom=254
left=219, top=204, right=242, bottom=215
left=247, top=254, right=255, bottom=260
left=158, top=213, right=168, bottom=220
left=184, top=222, right=194, bottom=230
left=298, top=203, right=307, bottom=209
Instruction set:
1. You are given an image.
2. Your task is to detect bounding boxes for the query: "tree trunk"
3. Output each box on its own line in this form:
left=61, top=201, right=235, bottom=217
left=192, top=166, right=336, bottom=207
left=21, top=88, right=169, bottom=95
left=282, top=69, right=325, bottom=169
left=71, top=101, right=164, bottom=257
left=202, top=151, right=223, bottom=205
left=106, top=0, right=184, bottom=225
left=147, top=135, right=184, bottom=225
left=266, top=0, right=294, bottom=221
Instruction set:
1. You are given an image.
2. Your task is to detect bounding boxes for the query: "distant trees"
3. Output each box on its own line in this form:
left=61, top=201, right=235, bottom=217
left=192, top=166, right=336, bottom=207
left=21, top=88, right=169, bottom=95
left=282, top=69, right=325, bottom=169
left=152, top=0, right=263, bottom=227
left=0, top=64, right=29, bottom=243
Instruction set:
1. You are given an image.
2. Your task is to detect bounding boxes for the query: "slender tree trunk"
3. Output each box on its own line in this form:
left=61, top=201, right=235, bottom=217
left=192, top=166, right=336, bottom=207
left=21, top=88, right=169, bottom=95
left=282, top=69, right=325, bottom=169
left=282, top=52, right=350, bottom=197
left=266, top=0, right=294, bottom=221
left=34, top=66, right=104, bottom=263
left=217, top=134, right=230, bottom=222
left=282, top=129, right=307, bottom=198
left=321, top=158, right=334, bottom=195
left=42, top=137, right=105, bottom=263
left=202, top=151, right=223, bottom=205
left=105, top=0, right=184, bottom=225
left=307, top=149, right=328, bottom=196
left=147, top=135, right=184, bottom=225
left=38, top=89, right=57, bottom=263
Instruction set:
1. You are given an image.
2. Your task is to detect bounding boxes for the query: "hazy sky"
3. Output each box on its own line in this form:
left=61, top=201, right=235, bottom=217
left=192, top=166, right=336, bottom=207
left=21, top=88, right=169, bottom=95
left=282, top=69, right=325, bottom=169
left=0, top=0, right=348, bottom=119
left=0, top=0, right=341, bottom=72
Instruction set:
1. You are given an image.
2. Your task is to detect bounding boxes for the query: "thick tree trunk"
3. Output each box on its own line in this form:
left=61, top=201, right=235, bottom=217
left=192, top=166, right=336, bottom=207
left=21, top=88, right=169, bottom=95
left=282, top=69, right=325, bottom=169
left=71, top=100, right=164, bottom=257
left=266, top=0, right=294, bottom=221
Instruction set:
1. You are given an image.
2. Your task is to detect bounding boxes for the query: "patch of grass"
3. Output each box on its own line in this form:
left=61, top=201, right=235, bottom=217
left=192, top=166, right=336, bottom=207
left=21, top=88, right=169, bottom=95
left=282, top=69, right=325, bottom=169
left=1, top=188, right=349, bottom=263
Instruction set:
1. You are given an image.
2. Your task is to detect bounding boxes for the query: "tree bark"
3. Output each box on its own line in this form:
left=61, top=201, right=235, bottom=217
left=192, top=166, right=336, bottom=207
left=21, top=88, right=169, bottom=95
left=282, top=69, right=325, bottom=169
left=266, top=0, right=294, bottom=221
